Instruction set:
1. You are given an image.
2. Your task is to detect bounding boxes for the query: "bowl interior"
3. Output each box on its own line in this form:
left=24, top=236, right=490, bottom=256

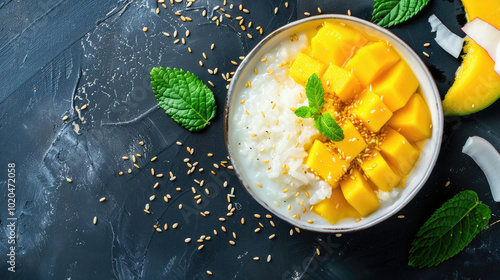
left=225, top=15, right=443, bottom=233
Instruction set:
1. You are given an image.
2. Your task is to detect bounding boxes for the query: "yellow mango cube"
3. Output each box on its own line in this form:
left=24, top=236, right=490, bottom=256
left=289, top=53, right=327, bottom=85
left=388, top=94, right=432, bottom=142
left=311, top=23, right=369, bottom=66
left=373, top=60, right=419, bottom=112
left=313, top=187, right=360, bottom=224
left=351, top=91, right=393, bottom=132
left=380, top=128, right=420, bottom=175
left=344, top=41, right=400, bottom=87
left=360, top=151, right=401, bottom=192
left=335, top=120, right=367, bottom=161
left=321, top=64, right=362, bottom=102
left=340, top=169, right=380, bottom=216
left=306, top=140, right=349, bottom=186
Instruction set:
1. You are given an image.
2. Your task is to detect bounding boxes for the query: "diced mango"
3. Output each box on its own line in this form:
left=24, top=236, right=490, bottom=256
left=340, top=169, right=380, bottom=216
left=344, top=41, right=400, bottom=87
left=306, top=140, right=349, bottom=187
left=289, top=53, right=327, bottom=85
left=388, top=94, right=432, bottom=142
left=360, top=151, right=401, bottom=192
left=311, top=23, right=369, bottom=66
left=380, top=128, right=419, bottom=175
left=313, top=187, right=360, bottom=224
left=321, top=64, right=362, bottom=102
left=335, top=120, right=367, bottom=160
left=372, top=60, right=419, bottom=112
left=351, top=91, right=393, bottom=132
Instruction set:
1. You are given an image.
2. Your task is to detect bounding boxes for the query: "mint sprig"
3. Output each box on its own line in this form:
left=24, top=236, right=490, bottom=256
left=372, top=0, right=430, bottom=28
left=408, top=190, right=491, bottom=268
left=150, top=67, right=217, bottom=132
left=294, top=74, right=344, bottom=142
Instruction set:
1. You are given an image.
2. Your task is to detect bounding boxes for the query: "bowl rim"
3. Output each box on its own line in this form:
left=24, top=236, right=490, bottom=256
left=224, top=14, right=444, bottom=233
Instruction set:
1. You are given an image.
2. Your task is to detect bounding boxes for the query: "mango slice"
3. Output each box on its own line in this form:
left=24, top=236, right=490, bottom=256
left=306, top=140, right=349, bottom=187
left=360, top=151, right=401, bottom=192
left=289, top=53, right=327, bottom=85
left=335, top=120, right=367, bottom=161
left=344, top=41, right=400, bottom=87
left=351, top=91, right=393, bottom=133
left=388, top=94, right=432, bottom=142
left=380, top=127, right=419, bottom=175
left=442, top=0, right=500, bottom=115
left=340, top=169, right=380, bottom=216
left=373, top=60, right=419, bottom=112
left=313, top=187, right=360, bottom=224
left=321, top=64, right=362, bottom=102
left=311, top=22, right=369, bottom=67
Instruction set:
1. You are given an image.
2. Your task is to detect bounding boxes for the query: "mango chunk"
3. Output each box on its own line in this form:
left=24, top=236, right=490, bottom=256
left=335, top=120, right=367, bottom=161
left=351, top=91, right=393, bottom=132
left=344, top=41, right=400, bottom=87
left=340, top=169, right=380, bottom=216
left=313, top=187, right=360, bottom=224
left=360, top=151, right=401, bottom=192
left=380, top=128, right=419, bottom=175
left=306, top=140, right=349, bottom=187
left=373, top=60, right=419, bottom=112
left=388, top=94, right=432, bottom=142
left=311, top=23, right=369, bottom=66
left=289, top=53, right=327, bottom=85
left=321, top=64, right=362, bottom=102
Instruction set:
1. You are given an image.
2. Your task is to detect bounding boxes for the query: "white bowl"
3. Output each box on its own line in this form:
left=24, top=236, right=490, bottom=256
left=225, top=15, right=444, bottom=232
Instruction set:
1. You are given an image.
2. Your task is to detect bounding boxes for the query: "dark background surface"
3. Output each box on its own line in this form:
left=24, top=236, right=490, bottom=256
left=0, top=0, right=499, bottom=279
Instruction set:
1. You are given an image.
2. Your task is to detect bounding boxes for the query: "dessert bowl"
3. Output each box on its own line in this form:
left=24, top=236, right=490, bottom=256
left=225, top=14, right=444, bottom=233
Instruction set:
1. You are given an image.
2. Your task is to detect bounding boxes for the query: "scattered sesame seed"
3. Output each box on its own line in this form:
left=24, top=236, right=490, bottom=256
left=80, top=104, right=88, bottom=110
left=119, top=171, right=123, bottom=176
left=254, top=214, right=261, bottom=219
left=206, top=270, right=213, bottom=276
left=269, top=234, right=275, bottom=240
left=93, top=216, right=97, bottom=224
left=254, top=228, right=261, bottom=233
left=62, top=115, right=69, bottom=121
left=304, top=12, right=310, bottom=16
left=423, top=51, right=430, bottom=57
left=247, top=33, right=253, bottom=39
left=274, top=7, right=278, bottom=14
left=162, top=32, right=170, bottom=37
left=424, top=43, right=431, bottom=47
left=66, top=178, right=72, bottom=183
left=99, top=197, right=106, bottom=202
left=348, top=9, right=352, bottom=16
left=445, top=180, right=451, bottom=187
left=198, top=244, right=204, bottom=250
left=285, top=2, right=289, bottom=8
left=173, top=30, right=178, bottom=37
left=253, top=257, right=260, bottom=261
left=398, top=215, right=405, bottom=219
left=336, top=233, right=342, bottom=237
left=185, top=238, right=191, bottom=243
left=156, top=174, right=164, bottom=178
left=172, top=223, right=179, bottom=229
left=229, top=240, right=235, bottom=245
left=317, top=7, right=322, bottom=13
left=316, top=248, right=320, bottom=255
left=143, top=27, right=148, bottom=32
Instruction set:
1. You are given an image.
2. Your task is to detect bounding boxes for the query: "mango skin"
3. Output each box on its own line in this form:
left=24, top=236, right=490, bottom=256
left=306, top=140, right=349, bottom=187
left=313, top=187, right=360, bottom=224
left=388, top=94, right=432, bottom=143
left=344, top=41, right=400, bottom=87
left=351, top=91, right=393, bottom=133
left=289, top=53, right=327, bottom=86
left=311, top=23, right=369, bottom=67
left=340, top=169, right=380, bottom=217
left=442, top=0, right=500, bottom=116
left=321, top=64, right=362, bottom=102
left=373, top=60, right=418, bottom=112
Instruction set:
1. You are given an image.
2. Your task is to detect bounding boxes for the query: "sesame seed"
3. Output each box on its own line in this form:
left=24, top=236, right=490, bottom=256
left=398, top=215, right=405, bottom=219
left=348, top=9, right=352, bottom=16
left=185, top=238, right=191, bottom=243
left=206, top=270, right=213, bottom=276
left=243, top=8, right=249, bottom=13
left=257, top=183, right=262, bottom=188
left=316, top=248, right=320, bottom=255
left=162, top=32, right=170, bottom=37
left=445, top=180, right=451, bottom=187
left=254, top=228, right=261, bottom=233
left=173, top=30, right=178, bottom=37
left=317, top=7, right=322, bottom=13
left=304, top=12, right=310, bottom=16
left=274, top=7, right=278, bottom=14
left=164, top=223, right=168, bottom=230
left=134, top=164, right=140, bottom=169
left=181, top=38, right=186, bottom=44
left=198, top=245, right=204, bottom=250
left=211, top=43, right=215, bottom=50
left=229, top=240, right=235, bottom=245
left=80, top=104, right=88, bottom=110
left=423, top=51, right=430, bottom=57
left=253, top=257, right=259, bottom=261
left=62, top=115, right=69, bottom=121
left=119, top=171, right=123, bottom=175
left=336, top=233, right=342, bottom=237
left=173, top=39, right=180, bottom=44
left=221, top=226, right=227, bottom=232
left=208, top=81, right=214, bottom=87
left=156, top=174, right=163, bottom=178
left=172, top=223, right=179, bottom=229
left=132, top=155, right=136, bottom=162
left=93, top=216, right=97, bottom=224
left=142, top=27, right=148, bottom=32
left=247, top=33, right=253, bottom=39
left=254, top=214, right=261, bottom=219
left=424, top=43, right=431, bottom=47
left=156, top=7, right=160, bottom=14
left=99, top=197, right=106, bottom=202
left=269, top=234, right=275, bottom=239
left=66, top=178, right=72, bottom=183
left=285, top=2, right=289, bottom=8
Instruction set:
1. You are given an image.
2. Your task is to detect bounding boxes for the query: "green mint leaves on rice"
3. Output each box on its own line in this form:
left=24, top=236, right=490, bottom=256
left=150, top=67, right=217, bottom=132
left=294, top=73, right=344, bottom=142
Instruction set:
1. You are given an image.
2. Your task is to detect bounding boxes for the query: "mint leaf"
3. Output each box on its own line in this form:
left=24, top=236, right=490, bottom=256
left=372, top=0, right=430, bottom=28
left=305, top=73, right=324, bottom=112
left=150, top=67, right=217, bottom=132
left=295, top=106, right=315, bottom=118
left=313, top=113, right=344, bottom=142
left=408, top=190, right=491, bottom=268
